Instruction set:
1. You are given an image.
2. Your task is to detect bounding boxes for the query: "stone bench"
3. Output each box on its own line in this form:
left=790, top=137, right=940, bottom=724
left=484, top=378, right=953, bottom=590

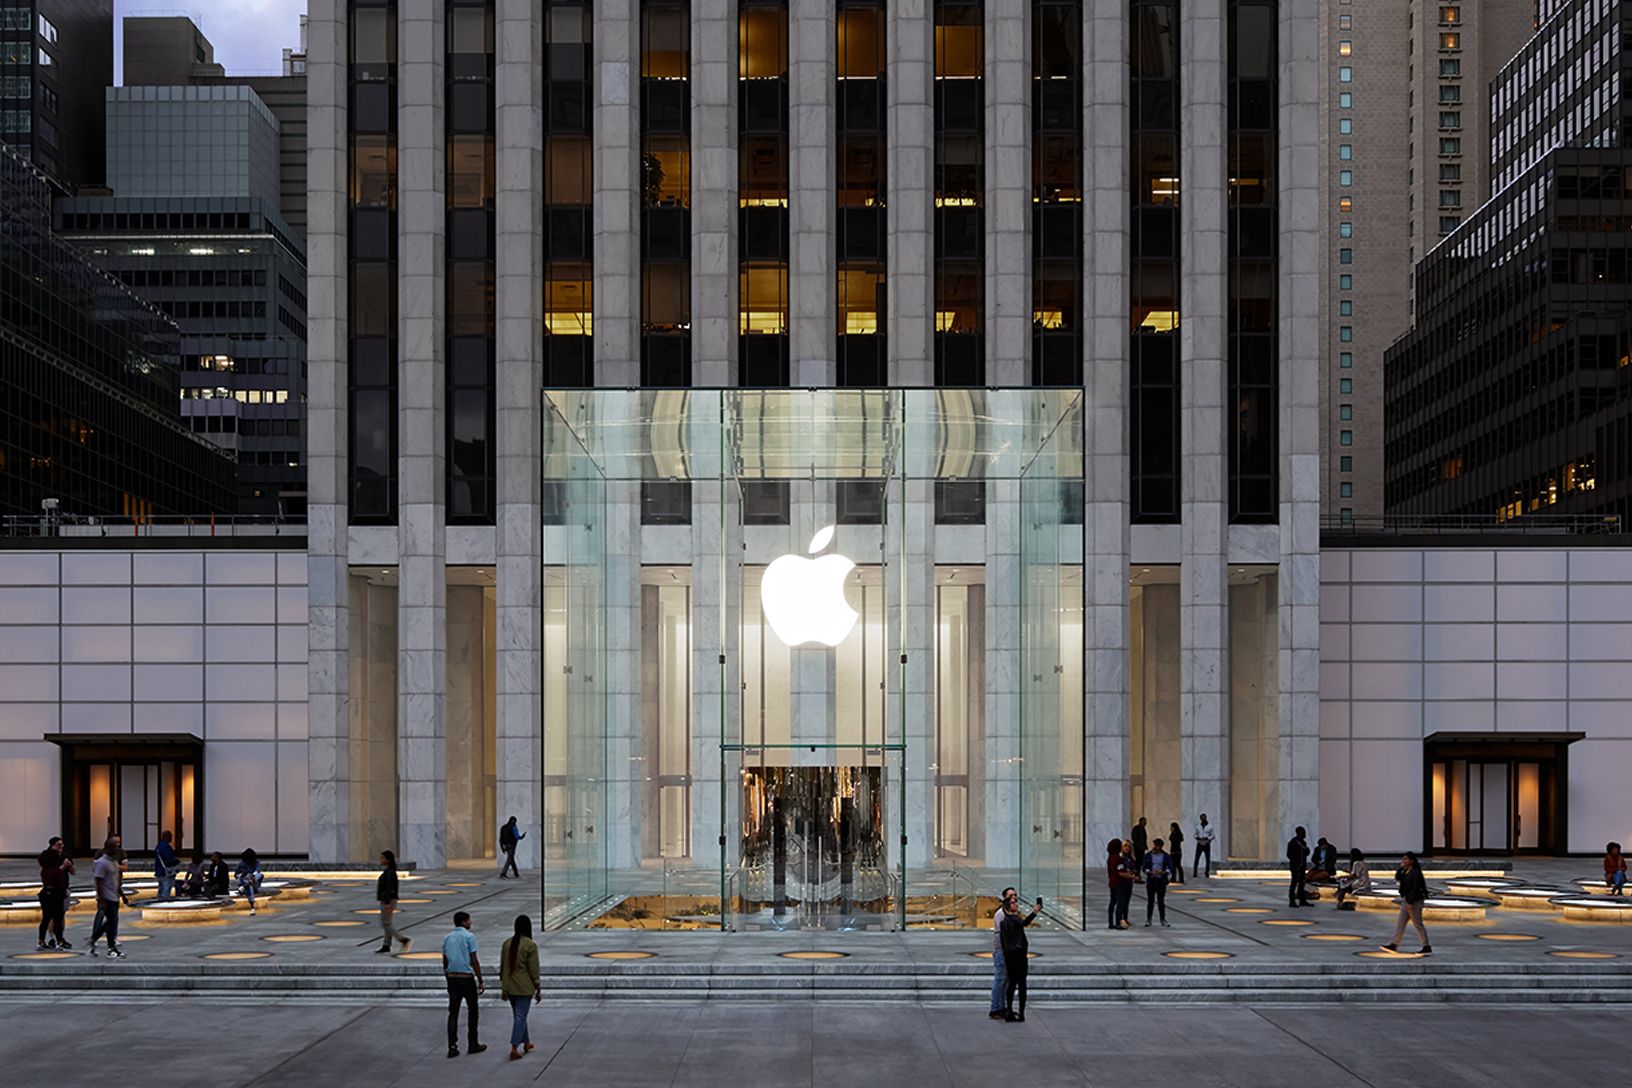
left=1551, top=895, right=1632, bottom=924
left=1443, top=876, right=1524, bottom=897
left=0, top=897, right=80, bottom=925
left=1487, top=885, right=1575, bottom=911
left=139, top=898, right=230, bottom=924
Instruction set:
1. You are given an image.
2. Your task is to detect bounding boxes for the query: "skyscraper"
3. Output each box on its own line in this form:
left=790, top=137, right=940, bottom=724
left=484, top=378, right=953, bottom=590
left=0, top=0, right=113, bottom=190
left=1319, top=0, right=1535, bottom=523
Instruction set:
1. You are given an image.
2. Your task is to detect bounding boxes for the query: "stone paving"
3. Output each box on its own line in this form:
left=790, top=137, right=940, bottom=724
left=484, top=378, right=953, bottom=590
left=0, top=999, right=1622, bottom=1086
left=1, top=859, right=1629, bottom=1004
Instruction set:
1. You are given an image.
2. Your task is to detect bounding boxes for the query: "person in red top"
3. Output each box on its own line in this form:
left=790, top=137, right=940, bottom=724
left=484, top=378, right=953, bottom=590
left=1606, top=842, right=1627, bottom=896
left=36, top=836, right=74, bottom=951
left=1105, top=839, right=1123, bottom=930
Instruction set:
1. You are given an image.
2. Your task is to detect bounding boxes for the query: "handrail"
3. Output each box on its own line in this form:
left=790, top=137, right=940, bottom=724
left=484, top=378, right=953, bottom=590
left=2, top=513, right=307, bottom=539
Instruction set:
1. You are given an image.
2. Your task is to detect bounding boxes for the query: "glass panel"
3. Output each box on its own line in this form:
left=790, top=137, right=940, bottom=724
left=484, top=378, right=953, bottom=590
left=1515, top=762, right=1541, bottom=850
left=1480, top=762, right=1509, bottom=852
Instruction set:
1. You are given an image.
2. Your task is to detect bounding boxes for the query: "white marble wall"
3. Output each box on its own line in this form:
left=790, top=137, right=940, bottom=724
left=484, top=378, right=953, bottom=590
left=691, top=0, right=738, bottom=384
left=1178, top=0, right=1231, bottom=857
left=886, top=0, right=932, bottom=387
left=395, top=0, right=448, bottom=868
left=1278, top=0, right=1324, bottom=841
left=1082, top=0, right=1131, bottom=856
left=1319, top=548, right=1632, bottom=854
left=983, top=0, right=1029, bottom=387
left=347, top=575, right=398, bottom=860
left=305, top=0, right=350, bottom=863
left=495, top=0, right=544, bottom=869
left=982, top=480, right=1021, bottom=872
left=593, top=0, right=640, bottom=386
left=0, top=551, right=310, bottom=855
left=791, top=0, right=836, bottom=387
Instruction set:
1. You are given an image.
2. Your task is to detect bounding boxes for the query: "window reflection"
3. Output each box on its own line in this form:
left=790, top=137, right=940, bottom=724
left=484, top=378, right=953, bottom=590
left=350, top=136, right=397, bottom=208
left=446, top=134, right=493, bottom=208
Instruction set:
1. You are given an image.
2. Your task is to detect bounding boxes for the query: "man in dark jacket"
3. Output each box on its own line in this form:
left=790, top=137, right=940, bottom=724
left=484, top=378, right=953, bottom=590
left=1286, top=826, right=1312, bottom=907
left=1382, top=852, right=1432, bottom=955
left=499, top=817, right=524, bottom=879
left=999, top=892, right=1041, bottom=1022
left=37, top=837, right=73, bottom=950
left=1131, top=817, right=1149, bottom=870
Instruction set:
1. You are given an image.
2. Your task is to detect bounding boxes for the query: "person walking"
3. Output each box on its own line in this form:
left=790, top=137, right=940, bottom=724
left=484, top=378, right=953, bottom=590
left=36, top=836, right=74, bottom=950
left=235, top=849, right=264, bottom=914
left=1142, top=837, right=1175, bottom=926
left=1286, top=826, right=1312, bottom=907
left=1131, top=817, right=1149, bottom=871
left=153, top=830, right=180, bottom=900
left=1605, top=842, right=1627, bottom=895
left=1194, top=814, right=1216, bottom=879
left=1335, top=848, right=1371, bottom=909
left=1381, top=852, right=1432, bottom=955
left=375, top=850, right=412, bottom=954
left=442, top=911, right=486, bottom=1058
left=1168, top=822, right=1186, bottom=884
left=500, top=914, right=541, bottom=1060
left=1104, top=842, right=1123, bottom=930
left=990, top=885, right=1016, bottom=1018
left=86, top=836, right=127, bottom=959
left=499, top=817, right=524, bottom=879
left=1000, top=891, right=1041, bottom=1023
left=1116, top=839, right=1139, bottom=927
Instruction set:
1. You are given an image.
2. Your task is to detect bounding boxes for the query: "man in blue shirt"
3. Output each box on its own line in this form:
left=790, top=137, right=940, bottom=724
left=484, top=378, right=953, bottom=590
left=441, top=911, right=486, bottom=1058
left=153, top=830, right=179, bottom=900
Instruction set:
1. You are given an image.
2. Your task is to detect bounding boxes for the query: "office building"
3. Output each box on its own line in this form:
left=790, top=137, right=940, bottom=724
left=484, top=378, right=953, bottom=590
left=290, top=0, right=1323, bottom=915
left=1386, top=0, right=1632, bottom=525
left=1319, top=0, right=1534, bottom=523
left=0, top=140, right=235, bottom=519
left=58, top=85, right=308, bottom=515
left=0, top=0, right=112, bottom=190
left=123, top=14, right=310, bottom=235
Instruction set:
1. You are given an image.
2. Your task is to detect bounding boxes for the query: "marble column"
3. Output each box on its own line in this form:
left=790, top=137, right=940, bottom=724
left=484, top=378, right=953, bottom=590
left=346, top=576, right=399, bottom=860
left=901, top=479, right=934, bottom=871
left=604, top=484, right=643, bottom=871
left=306, top=0, right=350, bottom=863
left=395, top=0, right=447, bottom=868
left=790, top=0, right=836, bottom=386
left=691, top=0, right=738, bottom=384
left=593, top=0, right=640, bottom=386
left=495, top=0, right=543, bottom=869
left=690, top=482, right=726, bottom=868
left=1082, top=0, right=1130, bottom=856
left=444, top=584, right=488, bottom=860
left=983, top=478, right=1020, bottom=874
left=886, top=0, right=932, bottom=387
left=1178, top=0, right=1229, bottom=858
left=1278, top=0, right=1322, bottom=839
left=983, top=0, right=1029, bottom=387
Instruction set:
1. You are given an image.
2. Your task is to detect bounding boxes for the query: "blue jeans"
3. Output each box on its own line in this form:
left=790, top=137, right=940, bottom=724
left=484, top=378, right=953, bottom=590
left=90, top=897, right=120, bottom=947
left=988, top=949, right=1007, bottom=1013
left=508, top=995, right=532, bottom=1047
left=156, top=872, right=175, bottom=900
left=1613, top=871, right=1626, bottom=895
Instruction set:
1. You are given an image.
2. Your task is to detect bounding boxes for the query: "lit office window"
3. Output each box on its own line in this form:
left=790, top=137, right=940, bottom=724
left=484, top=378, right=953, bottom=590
left=641, top=1, right=692, bottom=385
left=738, top=0, right=790, bottom=386
left=933, top=1, right=983, bottom=385
left=1032, top=0, right=1083, bottom=385
left=544, top=3, right=594, bottom=384
left=836, top=0, right=886, bottom=385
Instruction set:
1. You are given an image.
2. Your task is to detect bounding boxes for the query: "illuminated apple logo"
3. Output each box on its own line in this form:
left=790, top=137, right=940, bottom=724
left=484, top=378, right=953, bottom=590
left=760, top=525, right=859, bottom=648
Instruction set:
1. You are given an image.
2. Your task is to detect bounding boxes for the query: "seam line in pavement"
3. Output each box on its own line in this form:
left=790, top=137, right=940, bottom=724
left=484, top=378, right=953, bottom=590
left=240, top=1005, right=372, bottom=1088
left=1248, top=1006, right=1384, bottom=1088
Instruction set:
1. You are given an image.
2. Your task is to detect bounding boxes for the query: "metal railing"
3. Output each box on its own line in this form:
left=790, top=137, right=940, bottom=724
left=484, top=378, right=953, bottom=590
left=1322, top=513, right=1622, bottom=536
left=1, top=513, right=307, bottom=539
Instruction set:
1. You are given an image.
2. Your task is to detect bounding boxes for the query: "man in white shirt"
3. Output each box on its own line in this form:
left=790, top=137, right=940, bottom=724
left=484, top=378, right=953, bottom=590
left=1194, top=815, right=1216, bottom=879
left=988, top=886, right=1015, bottom=1019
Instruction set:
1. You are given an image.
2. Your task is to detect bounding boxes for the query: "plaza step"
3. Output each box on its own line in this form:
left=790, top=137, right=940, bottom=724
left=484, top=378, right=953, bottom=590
left=3, top=960, right=1630, bottom=1004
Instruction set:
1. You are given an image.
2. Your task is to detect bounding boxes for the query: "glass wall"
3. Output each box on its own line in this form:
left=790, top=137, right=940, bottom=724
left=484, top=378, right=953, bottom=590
left=539, top=389, right=1084, bottom=930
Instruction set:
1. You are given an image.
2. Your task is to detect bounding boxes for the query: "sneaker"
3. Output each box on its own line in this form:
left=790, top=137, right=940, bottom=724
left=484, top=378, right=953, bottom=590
left=375, top=945, right=391, bottom=954
left=86, top=942, right=99, bottom=956
left=106, top=948, right=125, bottom=960
left=1161, top=920, right=1170, bottom=927
left=1380, top=943, right=1398, bottom=954
left=988, top=1011, right=1006, bottom=1020
left=248, top=908, right=257, bottom=916
left=523, top=1044, right=535, bottom=1054
left=401, top=937, right=413, bottom=954
left=36, top=942, right=50, bottom=951
left=447, top=1048, right=459, bottom=1060
left=1417, top=946, right=1433, bottom=956
left=56, top=940, right=73, bottom=951
left=1144, top=921, right=1151, bottom=927
left=467, top=1044, right=487, bottom=1056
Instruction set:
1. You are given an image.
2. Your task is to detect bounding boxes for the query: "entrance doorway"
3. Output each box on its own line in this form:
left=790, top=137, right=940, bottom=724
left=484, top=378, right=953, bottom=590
left=1424, top=733, right=1577, bottom=855
left=737, top=766, right=887, bottom=930
left=49, top=734, right=204, bottom=856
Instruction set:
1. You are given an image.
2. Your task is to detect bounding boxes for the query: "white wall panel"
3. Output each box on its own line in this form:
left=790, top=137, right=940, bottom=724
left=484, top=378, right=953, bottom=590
left=1495, top=550, right=1568, bottom=583
left=1351, top=701, right=1421, bottom=738
left=62, top=553, right=132, bottom=584
left=205, top=702, right=278, bottom=740
left=1422, top=550, right=1493, bottom=583
left=205, top=742, right=278, bottom=851
left=1570, top=624, right=1632, bottom=660
left=205, top=586, right=278, bottom=624
left=1422, top=661, right=1494, bottom=702
left=0, top=702, right=57, bottom=740
left=0, top=626, right=57, bottom=662
left=1495, top=699, right=1566, bottom=731
left=133, top=587, right=203, bottom=625
left=1571, top=663, right=1632, bottom=700
left=1494, top=662, right=1567, bottom=702
left=1423, top=584, right=1493, bottom=623
left=60, top=664, right=131, bottom=702
left=1319, top=663, right=1349, bottom=700
left=1425, top=700, right=1494, bottom=732
left=206, top=553, right=279, bottom=584
left=133, top=625, right=205, bottom=662
left=60, top=702, right=131, bottom=731
left=1351, top=550, right=1422, bottom=582
left=0, top=664, right=59, bottom=703
left=61, top=587, right=131, bottom=625
left=279, top=702, right=309, bottom=740
left=133, top=664, right=204, bottom=703
left=1494, top=623, right=1567, bottom=660
left=1422, top=623, right=1494, bottom=661
left=1569, top=700, right=1632, bottom=737
left=0, top=744, right=58, bottom=852
left=1568, top=583, right=1632, bottom=622
left=133, top=702, right=204, bottom=734
left=0, top=586, right=58, bottom=621
left=205, top=626, right=279, bottom=664
left=1318, top=700, right=1350, bottom=738
left=0, top=553, right=59, bottom=584
left=1495, top=583, right=1566, bottom=623
left=1568, top=740, right=1632, bottom=853
left=1319, top=623, right=1350, bottom=662
left=1349, top=740, right=1421, bottom=850
left=1353, top=662, right=1423, bottom=700
left=205, top=664, right=277, bottom=702
left=1317, top=739, right=1351, bottom=845
left=61, top=625, right=131, bottom=663
left=1570, top=551, right=1632, bottom=582
left=1350, top=624, right=1422, bottom=661
left=277, top=741, right=310, bottom=851
left=134, top=552, right=203, bottom=584
left=1351, top=584, right=1422, bottom=623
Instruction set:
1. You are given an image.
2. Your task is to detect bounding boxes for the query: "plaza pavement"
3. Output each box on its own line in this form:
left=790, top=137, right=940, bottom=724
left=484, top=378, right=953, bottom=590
left=1, top=858, right=1629, bottom=1005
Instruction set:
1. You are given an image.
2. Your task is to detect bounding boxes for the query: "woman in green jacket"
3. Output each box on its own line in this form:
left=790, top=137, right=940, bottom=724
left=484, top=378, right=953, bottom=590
left=500, top=914, right=542, bottom=1061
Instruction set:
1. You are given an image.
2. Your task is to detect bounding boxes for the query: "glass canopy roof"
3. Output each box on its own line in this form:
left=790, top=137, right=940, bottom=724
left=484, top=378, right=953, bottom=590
left=542, top=388, right=1084, bottom=481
